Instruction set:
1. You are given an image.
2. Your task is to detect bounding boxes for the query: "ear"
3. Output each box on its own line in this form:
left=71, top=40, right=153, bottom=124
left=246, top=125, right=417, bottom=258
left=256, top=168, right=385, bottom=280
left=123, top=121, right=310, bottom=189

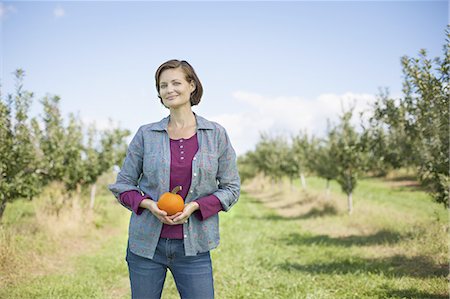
left=190, top=80, right=196, bottom=93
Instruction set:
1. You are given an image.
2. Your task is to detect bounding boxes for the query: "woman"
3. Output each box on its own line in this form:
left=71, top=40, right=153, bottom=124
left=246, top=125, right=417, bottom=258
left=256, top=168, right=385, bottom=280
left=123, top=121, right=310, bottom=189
left=109, top=59, right=240, bottom=299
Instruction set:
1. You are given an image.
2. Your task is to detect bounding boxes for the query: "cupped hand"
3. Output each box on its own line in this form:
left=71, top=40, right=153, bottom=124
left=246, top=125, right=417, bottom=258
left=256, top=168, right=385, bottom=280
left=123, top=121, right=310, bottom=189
left=147, top=200, right=181, bottom=225
left=171, top=202, right=200, bottom=225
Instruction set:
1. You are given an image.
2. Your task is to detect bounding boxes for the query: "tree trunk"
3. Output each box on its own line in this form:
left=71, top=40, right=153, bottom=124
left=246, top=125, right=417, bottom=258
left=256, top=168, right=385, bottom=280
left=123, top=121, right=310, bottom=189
left=74, top=184, right=82, bottom=210
left=278, top=179, right=283, bottom=191
left=347, top=191, right=353, bottom=214
left=346, top=175, right=353, bottom=214
left=0, top=197, right=7, bottom=221
left=290, top=177, right=294, bottom=193
left=300, top=173, right=307, bottom=189
left=89, top=183, right=97, bottom=209
left=325, top=179, right=330, bottom=198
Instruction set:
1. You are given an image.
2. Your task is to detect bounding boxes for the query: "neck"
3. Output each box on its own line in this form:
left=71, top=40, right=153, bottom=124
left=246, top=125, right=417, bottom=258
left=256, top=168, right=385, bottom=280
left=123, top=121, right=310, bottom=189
left=169, top=106, right=196, bottom=129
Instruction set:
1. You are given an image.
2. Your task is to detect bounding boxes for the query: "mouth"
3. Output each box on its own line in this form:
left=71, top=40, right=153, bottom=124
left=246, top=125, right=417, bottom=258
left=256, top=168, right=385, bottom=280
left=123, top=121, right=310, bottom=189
left=166, top=95, right=177, bottom=101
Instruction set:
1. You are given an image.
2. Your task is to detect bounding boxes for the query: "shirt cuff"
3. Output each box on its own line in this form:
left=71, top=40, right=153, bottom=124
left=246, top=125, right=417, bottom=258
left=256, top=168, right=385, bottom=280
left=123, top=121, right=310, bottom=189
left=194, top=195, right=223, bottom=221
left=119, top=190, right=150, bottom=215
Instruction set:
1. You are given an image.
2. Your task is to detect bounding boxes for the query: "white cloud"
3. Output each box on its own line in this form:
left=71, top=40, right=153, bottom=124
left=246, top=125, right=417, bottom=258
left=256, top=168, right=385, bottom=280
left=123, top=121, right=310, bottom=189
left=53, top=6, right=65, bottom=18
left=210, top=91, right=377, bottom=156
left=0, top=3, right=17, bottom=19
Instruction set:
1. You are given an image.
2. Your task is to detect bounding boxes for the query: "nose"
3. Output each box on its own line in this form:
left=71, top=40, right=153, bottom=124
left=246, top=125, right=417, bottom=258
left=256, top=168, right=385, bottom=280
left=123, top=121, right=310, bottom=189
left=167, top=83, right=175, bottom=94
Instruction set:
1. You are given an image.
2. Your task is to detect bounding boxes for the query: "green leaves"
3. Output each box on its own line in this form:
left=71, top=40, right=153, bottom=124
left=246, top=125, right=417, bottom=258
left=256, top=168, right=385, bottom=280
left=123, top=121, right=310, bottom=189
left=327, top=108, right=367, bottom=214
left=0, top=70, right=41, bottom=220
left=0, top=70, right=131, bottom=219
left=369, top=26, right=449, bottom=207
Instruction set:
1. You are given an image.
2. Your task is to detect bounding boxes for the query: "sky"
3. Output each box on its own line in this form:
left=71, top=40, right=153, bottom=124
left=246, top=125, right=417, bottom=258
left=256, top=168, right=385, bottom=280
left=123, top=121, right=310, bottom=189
left=1, top=1, right=448, bottom=156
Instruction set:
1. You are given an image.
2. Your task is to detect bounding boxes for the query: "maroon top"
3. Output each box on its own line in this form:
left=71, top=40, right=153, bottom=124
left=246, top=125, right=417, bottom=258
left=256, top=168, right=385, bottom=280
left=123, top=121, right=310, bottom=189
left=119, top=133, right=223, bottom=239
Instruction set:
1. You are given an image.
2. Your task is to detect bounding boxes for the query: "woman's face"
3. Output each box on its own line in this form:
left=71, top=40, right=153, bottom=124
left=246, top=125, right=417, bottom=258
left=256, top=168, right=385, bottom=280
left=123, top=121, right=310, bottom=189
left=158, top=67, right=195, bottom=109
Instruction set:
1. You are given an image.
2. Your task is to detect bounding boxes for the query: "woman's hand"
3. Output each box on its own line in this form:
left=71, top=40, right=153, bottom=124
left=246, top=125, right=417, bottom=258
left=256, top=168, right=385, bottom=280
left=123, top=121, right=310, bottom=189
left=141, top=199, right=199, bottom=225
left=145, top=199, right=180, bottom=225
left=171, top=202, right=200, bottom=225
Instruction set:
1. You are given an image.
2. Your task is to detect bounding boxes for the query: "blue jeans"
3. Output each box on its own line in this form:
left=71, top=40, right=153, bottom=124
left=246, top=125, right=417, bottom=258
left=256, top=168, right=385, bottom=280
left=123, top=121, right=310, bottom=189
left=126, top=238, right=215, bottom=299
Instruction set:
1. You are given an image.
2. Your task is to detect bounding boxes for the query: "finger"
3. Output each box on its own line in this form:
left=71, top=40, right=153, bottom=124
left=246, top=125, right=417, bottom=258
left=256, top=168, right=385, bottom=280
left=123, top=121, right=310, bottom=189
left=172, top=212, right=187, bottom=222
left=168, top=212, right=182, bottom=220
left=173, top=217, right=188, bottom=224
left=155, top=214, right=170, bottom=223
left=172, top=215, right=185, bottom=222
left=160, top=219, right=171, bottom=225
left=158, top=209, right=168, bottom=216
left=153, top=209, right=167, bottom=217
left=163, top=216, right=177, bottom=225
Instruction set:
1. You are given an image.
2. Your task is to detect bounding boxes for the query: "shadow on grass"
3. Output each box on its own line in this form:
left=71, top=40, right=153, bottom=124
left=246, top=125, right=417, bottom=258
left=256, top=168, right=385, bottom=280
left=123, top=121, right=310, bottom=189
left=379, top=288, right=448, bottom=299
left=380, top=176, right=425, bottom=192
left=249, top=214, right=291, bottom=221
left=249, top=202, right=339, bottom=221
left=280, top=230, right=409, bottom=247
left=274, top=194, right=323, bottom=210
left=392, top=184, right=425, bottom=193
left=296, top=203, right=338, bottom=219
left=278, top=254, right=448, bottom=278
left=385, top=175, right=417, bottom=182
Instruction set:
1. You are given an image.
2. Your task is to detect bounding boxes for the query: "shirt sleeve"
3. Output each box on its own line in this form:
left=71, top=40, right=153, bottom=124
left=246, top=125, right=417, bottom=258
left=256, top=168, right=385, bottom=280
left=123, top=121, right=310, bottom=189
left=119, top=190, right=150, bottom=215
left=194, top=194, right=223, bottom=221
left=212, top=125, right=241, bottom=212
left=108, top=127, right=145, bottom=211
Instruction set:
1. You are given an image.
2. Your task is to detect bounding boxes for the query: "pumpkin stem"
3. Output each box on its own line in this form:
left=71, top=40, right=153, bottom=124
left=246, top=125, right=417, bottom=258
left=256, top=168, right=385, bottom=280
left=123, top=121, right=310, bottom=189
left=171, top=186, right=182, bottom=194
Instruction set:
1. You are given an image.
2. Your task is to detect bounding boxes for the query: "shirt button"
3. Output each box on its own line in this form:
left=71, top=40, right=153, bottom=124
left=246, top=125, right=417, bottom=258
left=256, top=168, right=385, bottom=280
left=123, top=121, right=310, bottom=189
left=181, top=151, right=184, bottom=154
left=181, top=157, right=184, bottom=160
left=190, top=190, right=193, bottom=193
left=180, top=139, right=183, bottom=143
left=184, top=234, right=187, bottom=238
left=180, top=145, right=184, bottom=149
left=193, top=157, right=196, bottom=160
left=193, top=173, right=197, bottom=177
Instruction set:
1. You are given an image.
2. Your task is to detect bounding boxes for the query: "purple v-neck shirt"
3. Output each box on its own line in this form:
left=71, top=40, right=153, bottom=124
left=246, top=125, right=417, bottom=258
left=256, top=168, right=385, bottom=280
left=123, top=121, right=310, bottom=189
left=119, top=133, right=223, bottom=239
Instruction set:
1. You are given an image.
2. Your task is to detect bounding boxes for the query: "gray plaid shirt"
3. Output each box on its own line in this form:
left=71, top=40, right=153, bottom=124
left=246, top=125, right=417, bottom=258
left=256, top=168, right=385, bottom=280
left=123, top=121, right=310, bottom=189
left=109, top=113, right=240, bottom=258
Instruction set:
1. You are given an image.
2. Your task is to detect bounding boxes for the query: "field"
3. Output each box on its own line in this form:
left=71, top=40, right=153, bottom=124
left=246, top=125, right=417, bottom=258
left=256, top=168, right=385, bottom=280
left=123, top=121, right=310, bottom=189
left=0, top=172, right=448, bottom=299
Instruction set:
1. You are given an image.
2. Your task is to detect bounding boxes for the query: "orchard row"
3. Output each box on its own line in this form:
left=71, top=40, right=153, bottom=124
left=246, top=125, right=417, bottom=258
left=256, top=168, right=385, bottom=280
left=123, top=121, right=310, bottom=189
left=238, top=29, right=449, bottom=212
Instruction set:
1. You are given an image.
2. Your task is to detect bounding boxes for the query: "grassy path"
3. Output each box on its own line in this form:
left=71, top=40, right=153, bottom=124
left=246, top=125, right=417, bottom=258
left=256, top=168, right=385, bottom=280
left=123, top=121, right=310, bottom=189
left=1, top=176, right=448, bottom=298
left=214, top=193, right=447, bottom=298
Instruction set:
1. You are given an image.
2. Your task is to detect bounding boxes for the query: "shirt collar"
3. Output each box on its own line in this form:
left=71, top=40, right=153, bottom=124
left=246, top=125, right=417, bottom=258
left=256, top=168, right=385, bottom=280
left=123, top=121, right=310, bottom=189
left=150, top=112, right=214, bottom=131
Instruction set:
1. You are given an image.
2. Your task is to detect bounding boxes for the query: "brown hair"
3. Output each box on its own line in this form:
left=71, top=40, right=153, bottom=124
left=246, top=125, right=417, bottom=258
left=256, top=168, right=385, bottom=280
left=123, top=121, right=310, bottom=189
left=155, top=59, right=203, bottom=108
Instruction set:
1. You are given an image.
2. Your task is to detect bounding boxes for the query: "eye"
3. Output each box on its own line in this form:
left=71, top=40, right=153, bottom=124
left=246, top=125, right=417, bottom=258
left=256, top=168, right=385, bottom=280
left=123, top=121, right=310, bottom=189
left=160, top=84, right=167, bottom=89
left=173, top=82, right=181, bottom=85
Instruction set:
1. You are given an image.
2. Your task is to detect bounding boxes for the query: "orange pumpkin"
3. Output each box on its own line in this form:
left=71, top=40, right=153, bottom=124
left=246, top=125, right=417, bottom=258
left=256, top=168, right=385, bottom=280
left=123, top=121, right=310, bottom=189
left=157, top=186, right=184, bottom=215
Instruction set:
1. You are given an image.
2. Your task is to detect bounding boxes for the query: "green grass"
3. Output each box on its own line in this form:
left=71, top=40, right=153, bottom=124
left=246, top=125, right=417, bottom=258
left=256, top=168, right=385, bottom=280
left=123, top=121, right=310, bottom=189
left=212, top=189, right=448, bottom=299
left=304, top=175, right=444, bottom=216
left=0, top=193, right=129, bottom=299
left=1, top=175, right=448, bottom=298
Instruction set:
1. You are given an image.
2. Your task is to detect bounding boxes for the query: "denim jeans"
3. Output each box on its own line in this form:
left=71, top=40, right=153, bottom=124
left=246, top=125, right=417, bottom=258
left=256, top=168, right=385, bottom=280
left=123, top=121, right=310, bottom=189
left=126, top=238, right=215, bottom=299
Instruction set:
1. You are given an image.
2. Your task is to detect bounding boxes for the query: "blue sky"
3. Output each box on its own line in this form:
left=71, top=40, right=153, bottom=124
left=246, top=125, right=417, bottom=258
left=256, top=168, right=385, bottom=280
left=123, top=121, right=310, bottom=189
left=1, top=1, right=448, bottom=155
